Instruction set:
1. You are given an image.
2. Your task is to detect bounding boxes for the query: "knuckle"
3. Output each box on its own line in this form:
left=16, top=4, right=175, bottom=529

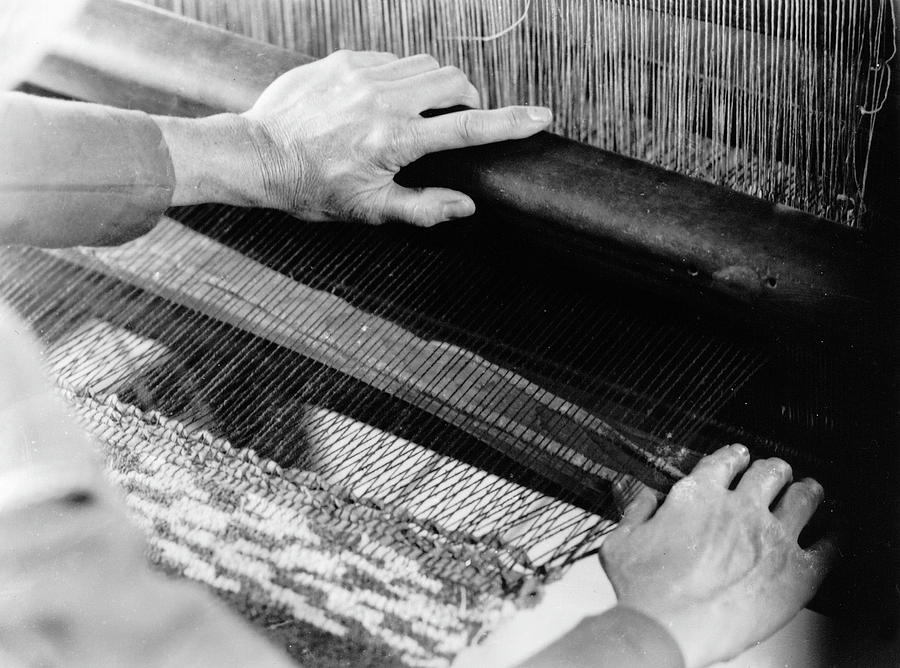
left=730, top=442, right=750, bottom=459
left=800, top=478, right=825, bottom=501
left=454, top=111, right=476, bottom=139
left=350, top=81, right=382, bottom=106
left=670, top=475, right=699, bottom=497
left=404, top=199, right=423, bottom=222
left=440, top=64, right=466, bottom=79
left=329, top=49, right=353, bottom=68
left=695, top=450, right=722, bottom=466
left=348, top=87, right=369, bottom=106
left=410, top=53, right=440, bottom=68
left=440, top=66, right=471, bottom=90
left=768, top=458, right=792, bottom=479
left=747, top=458, right=769, bottom=475
left=711, top=448, right=738, bottom=465
left=505, top=108, right=526, bottom=132
left=344, top=68, right=375, bottom=87
left=343, top=71, right=362, bottom=87
left=395, top=121, right=421, bottom=158
left=405, top=199, right=437, bottom=226
left=688, top=457, right=719, bottom=476
left=345, top=68, right=364, bottom=82
left=363, top=124, right=389, bottom=152
left=708, top=443, right=741, bottom=460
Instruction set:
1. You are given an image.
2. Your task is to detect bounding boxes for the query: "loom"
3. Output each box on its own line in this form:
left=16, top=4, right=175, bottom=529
left=4, top=0, right=899, bottom=663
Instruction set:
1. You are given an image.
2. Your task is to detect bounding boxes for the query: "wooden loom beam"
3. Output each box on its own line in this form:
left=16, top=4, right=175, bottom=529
left=29, top=0, right=876, bottom=338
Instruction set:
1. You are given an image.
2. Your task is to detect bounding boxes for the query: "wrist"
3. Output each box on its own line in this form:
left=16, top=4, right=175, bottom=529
left=515, top=606, right=685, bottom=668
left=616, top=602, right=721, bottom=668
left=152, top=113, right=267, bottom=208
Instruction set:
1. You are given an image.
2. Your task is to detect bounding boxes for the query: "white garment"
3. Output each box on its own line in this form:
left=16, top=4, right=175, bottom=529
left=0, top=0, right=86, bottom=91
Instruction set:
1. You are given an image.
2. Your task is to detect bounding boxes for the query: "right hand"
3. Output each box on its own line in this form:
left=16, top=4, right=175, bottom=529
left=600, top=444, right=837, bottom=668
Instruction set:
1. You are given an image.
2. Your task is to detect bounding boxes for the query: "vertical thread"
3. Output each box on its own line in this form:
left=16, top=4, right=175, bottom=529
left=138, top=0, right=890, bottom=227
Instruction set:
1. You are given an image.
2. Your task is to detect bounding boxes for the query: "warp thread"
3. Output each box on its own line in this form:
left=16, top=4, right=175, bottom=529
left=144, top=0, right=892, bottom=227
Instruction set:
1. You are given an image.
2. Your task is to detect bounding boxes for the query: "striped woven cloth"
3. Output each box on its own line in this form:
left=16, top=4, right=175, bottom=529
left=64, top=388, right=525, bottom=667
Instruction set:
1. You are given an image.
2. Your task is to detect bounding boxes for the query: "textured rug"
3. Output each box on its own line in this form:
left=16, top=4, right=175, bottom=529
left=61, top=386, right=530, bottom=667
left=1, top=249, right=600, bottom=666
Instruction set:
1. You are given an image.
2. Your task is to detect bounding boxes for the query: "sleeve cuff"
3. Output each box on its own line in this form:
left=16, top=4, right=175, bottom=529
left=578, top=606, right=686, bottom=668
left=0, top=92, right=175, bottom=247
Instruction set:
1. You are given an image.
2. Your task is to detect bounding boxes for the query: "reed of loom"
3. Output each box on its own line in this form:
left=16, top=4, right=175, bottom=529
left=20, top=0, right=900, bottom=623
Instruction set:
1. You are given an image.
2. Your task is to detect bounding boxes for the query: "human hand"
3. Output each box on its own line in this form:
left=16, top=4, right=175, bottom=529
left=600, top=444, right=836, bottom=668
left=237, top=49, right=552, bottom=226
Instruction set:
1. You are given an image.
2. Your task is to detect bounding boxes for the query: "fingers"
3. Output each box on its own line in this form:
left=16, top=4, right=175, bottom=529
left=378, top=184, right=475, bottom=227
left=370, top=53, right=441, bottom=80
left=268, top=49, right=553, bottom=226
left=772, top=477, right=825, bottom=537
left=688, top=443, right=751, bottom=488
left=612, top=477, right=659, bottom=533
left=736, top=457, right=793, bottom=506
left=412, top=106, right=553, bottom=156
left=391, top=66, right=481, bottom=113
left=370, top=56, right=481, bottom=109
left=337, top=50, right=398, bottom=67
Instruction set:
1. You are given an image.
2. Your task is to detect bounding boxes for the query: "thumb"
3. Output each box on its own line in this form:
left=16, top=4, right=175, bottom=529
left=612, top=476, right=660, bottom=534
left=378, top=184, right=475, bottom=227
left=801, top=532, right=841, bottom=589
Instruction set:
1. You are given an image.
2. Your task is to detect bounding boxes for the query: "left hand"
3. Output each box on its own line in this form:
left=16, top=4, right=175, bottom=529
left=239, top=50, right=552, bottom=226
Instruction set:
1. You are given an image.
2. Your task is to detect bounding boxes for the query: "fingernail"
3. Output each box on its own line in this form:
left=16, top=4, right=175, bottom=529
left=527, top=107, right=552, bottom=123
left=732, top=443, right=749, bottom=457
left=442, top=199, right=475, bottom=220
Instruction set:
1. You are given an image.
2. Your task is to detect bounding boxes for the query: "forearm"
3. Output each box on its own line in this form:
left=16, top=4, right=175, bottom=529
left=1, top=52, right=554, bottom=247
left=0, top=90, right=274, bottom=249
left=0, top=92, right=175, bottom=247
left=515, top=606, right=685, bottom=668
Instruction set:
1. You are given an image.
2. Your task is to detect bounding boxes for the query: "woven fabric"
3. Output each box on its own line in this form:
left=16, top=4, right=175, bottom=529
left=64, top=387, right=523, bottom=667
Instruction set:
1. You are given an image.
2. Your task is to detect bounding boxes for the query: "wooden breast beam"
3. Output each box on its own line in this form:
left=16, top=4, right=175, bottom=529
left=28, top=0, right=874, bottom=335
